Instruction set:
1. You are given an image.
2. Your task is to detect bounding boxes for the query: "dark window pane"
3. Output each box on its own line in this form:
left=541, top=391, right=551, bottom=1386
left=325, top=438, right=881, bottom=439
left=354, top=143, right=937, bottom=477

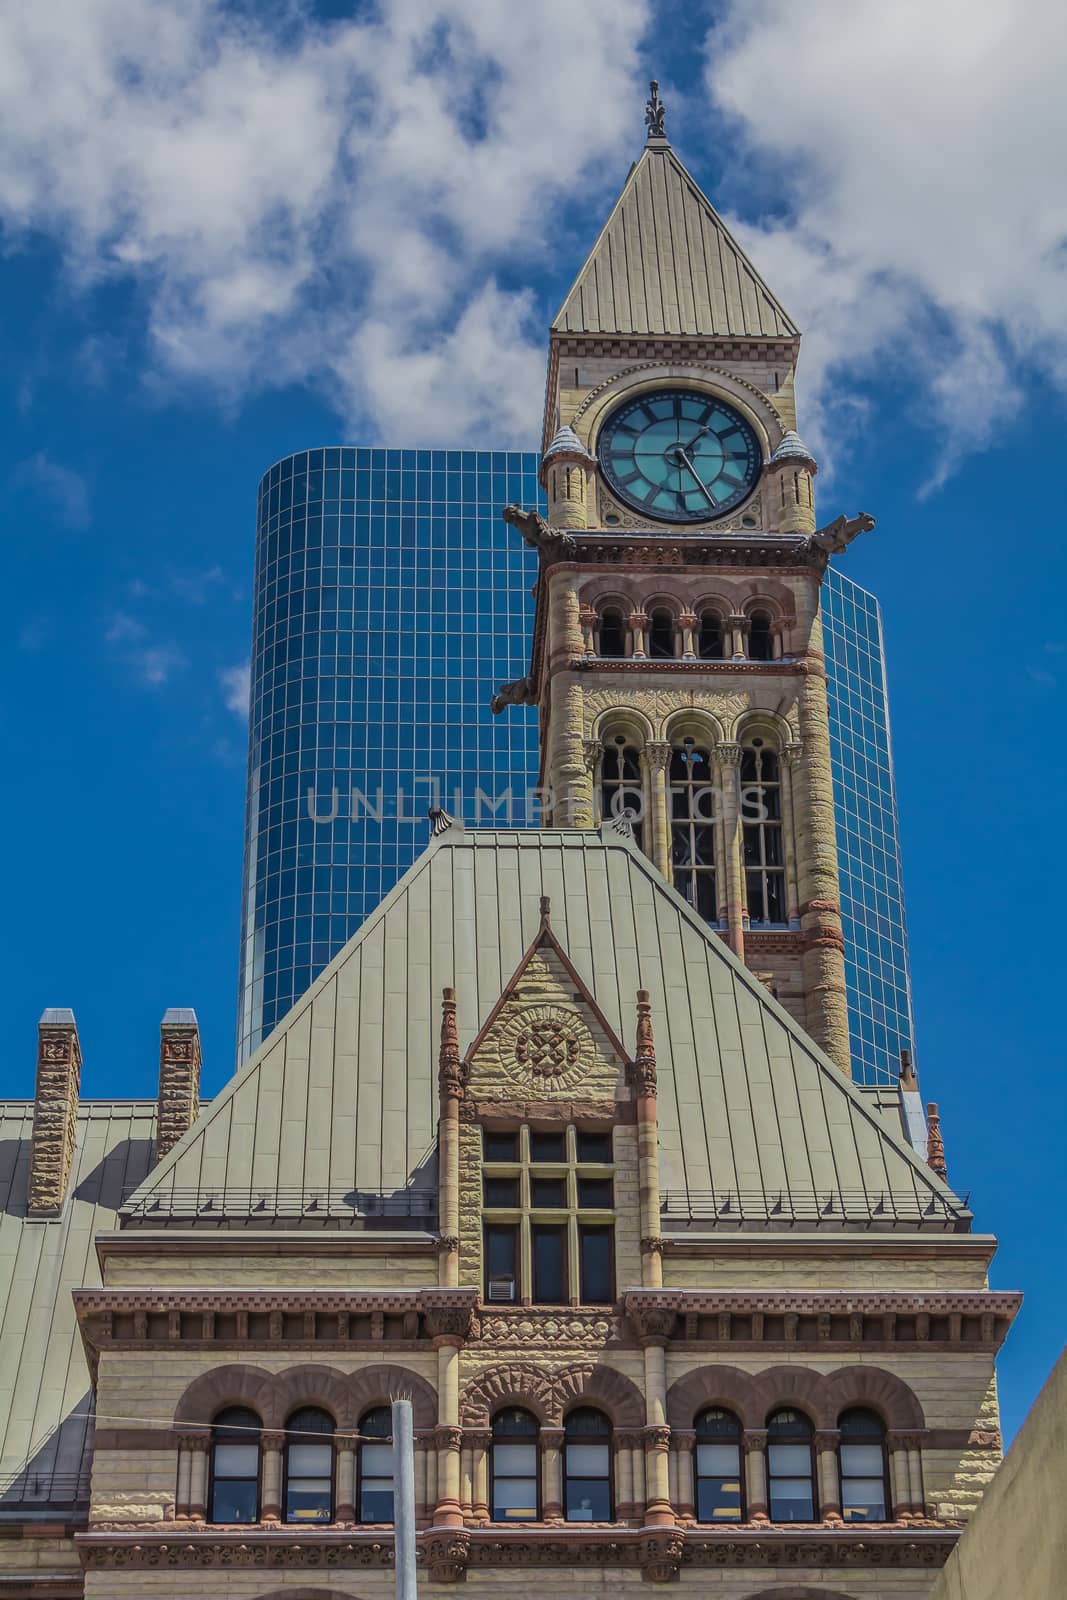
left=483, top=1130, right=519, bottom=1162
left=485, top=1225, right=518, bottom=1301
left=579, top=1226, right=613, bottom=1304
left=532, top=1226, right=567, bottom=1302
left=211, top=1478, right=259, bottom=1523
left=484, top=1175, right=519, bottom=1206
left=530, top=1130, right=566, bottom=1163
left=566, top=1477, right=612, bottom=1520
left=599, top=609, right=625, bottom=657
left=697, top=1473, right=742, bottom=1521
left=360, top=1482, right=394, bottom=1522
left=575, top=1131, right=613, bottom=1163
left=531, top=1176, right=566, bottom=1207
left=577, top=1177, right=613, bottom=1208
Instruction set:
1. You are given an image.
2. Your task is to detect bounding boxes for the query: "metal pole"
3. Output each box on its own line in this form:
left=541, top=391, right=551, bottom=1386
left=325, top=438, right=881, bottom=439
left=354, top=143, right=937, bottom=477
left=392, top=1397, right=417, bottom=1600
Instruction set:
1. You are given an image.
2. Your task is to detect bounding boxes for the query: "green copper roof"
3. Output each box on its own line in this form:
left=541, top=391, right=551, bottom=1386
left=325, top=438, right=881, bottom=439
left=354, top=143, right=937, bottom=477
left=127, top=829, right=966, bottom=1231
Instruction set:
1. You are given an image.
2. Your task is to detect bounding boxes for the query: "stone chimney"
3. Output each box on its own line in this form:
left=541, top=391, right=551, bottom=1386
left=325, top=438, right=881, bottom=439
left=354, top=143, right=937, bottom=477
left=28, top=1009, right=82, bottom=1217
left=155, top=1009, right=202, bottom=1164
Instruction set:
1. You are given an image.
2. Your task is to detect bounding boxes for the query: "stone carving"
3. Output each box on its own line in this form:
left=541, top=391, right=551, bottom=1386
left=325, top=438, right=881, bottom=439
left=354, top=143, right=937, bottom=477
left=640, top=1528, right=685, bottom=1583
left=645, top=79, right=667, bottom=140
left=810, top=511, right=876, bottom=554
left=926, top=1102, right=948, bottom=1182
left=421, top=1529, right=471, bottom=1583
left=490, top=675, right=537, bottom=715
left=472, top=1309, right=617, bottom=1346
left=438, top=988, right=465, bottom=1099
left=494, top=1005, right=594, bottom=1091
left=582, top=686, right=748, bottom=738
left=630, top=988, right=658, bottom=1099
left=460, top=1361, right=644, bottom=1429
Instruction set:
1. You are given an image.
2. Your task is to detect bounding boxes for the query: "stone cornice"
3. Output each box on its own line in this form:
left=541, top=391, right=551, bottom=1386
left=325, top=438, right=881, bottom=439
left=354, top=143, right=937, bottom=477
left=77, top=1523, right=958, bottom=1578
left=75, top=1287, right=478, bottom=1315
left=656, top=1232, right=999, bottom=1262
left=625, top=1288, right=1021, bottom=1317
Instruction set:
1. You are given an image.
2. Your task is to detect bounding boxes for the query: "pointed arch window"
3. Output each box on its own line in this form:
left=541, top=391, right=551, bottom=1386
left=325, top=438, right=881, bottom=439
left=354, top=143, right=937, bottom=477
left=767, top=1409, right=815, bottom=1521
left=600, top=735, right=644, bottom=849
left=649, top=607, right=677, bottom=659
left=491, top=1408, right=540, bottom=1521
left=741, top=740, right=785, bottom=924
left=670, top=739, right=716, bottom=921
left=838, top=1408, right=889, bottom=1521
left=209, top=1407, right=261, bottom=1524
left=358, top=1406, right=394, bottom=1523
left=748, top=610, right=774, bottom=661
left=284, top=1406, right=334, bottom=1523
left=698, top=610, right=724, bottom=660
left=598, top=607, right=626, bottom=658
left=563, top=1408, right=612, bottom=1521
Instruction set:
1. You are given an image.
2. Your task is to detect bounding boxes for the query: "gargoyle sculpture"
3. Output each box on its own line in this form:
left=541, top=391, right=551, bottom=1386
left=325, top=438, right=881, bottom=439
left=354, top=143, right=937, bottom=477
left=502, top=504, right=576, bottom=558
left=810, top=512, right=876, bottom=555
left=491, top=676, right=537, bottom=715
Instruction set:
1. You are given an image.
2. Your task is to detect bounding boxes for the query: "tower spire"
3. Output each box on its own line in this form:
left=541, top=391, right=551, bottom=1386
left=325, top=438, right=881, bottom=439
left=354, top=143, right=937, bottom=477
left=644, top=78, right=668, bottom=145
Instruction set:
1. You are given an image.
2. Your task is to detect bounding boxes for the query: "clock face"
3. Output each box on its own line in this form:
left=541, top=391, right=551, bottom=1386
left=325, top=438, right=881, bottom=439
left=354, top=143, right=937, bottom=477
left=597, top=388, right=762, bottom=523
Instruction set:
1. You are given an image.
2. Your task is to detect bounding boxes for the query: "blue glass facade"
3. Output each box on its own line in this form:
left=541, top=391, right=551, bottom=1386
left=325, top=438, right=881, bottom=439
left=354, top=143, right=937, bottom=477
left=237, top=447, right=915, bottom=1087
left=822, top=567, right=916, bottom=1086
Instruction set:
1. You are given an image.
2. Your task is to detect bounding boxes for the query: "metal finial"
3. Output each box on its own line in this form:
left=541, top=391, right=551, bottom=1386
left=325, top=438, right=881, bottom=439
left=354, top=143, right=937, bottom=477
left=645, top=79, right=667, bottom=142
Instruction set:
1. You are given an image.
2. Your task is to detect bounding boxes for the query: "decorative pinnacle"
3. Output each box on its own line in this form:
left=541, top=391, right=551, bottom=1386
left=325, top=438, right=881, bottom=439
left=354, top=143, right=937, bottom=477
left=539, top=895, right=552, bottom=929
left=632, top=988, right=658, bottom=1098
left=926, top=1102, right=947, bottom=1183
left=438, top=987, right=463, bottom=1099
left=645, top=79, right=667, bottom=143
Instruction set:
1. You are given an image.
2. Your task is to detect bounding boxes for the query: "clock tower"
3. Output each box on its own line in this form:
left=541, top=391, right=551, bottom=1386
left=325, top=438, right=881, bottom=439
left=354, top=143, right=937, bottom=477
left=495, top=83, right=875, bottom=1077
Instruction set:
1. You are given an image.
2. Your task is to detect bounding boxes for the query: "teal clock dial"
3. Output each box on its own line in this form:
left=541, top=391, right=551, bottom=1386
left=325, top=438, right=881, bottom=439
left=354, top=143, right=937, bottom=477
left=597, top=388, right=762, bottom=522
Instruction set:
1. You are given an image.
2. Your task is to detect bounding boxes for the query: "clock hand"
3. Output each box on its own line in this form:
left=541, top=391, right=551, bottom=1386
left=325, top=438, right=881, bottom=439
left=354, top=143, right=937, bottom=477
left=678, top=424, right=712, bottom=454
left=668, top=444, right=715, bottom=507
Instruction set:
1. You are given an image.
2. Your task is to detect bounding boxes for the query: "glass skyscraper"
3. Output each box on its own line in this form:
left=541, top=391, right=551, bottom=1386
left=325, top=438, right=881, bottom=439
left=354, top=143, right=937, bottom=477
left=237, top=446, right=915, bottom=1087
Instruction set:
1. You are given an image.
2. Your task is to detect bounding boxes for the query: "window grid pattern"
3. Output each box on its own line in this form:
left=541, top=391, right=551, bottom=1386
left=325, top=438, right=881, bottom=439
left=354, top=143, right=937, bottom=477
left=237, top=448, right=541, bottom=1060
left=822, top=568, right=917, bottom=1086
left=237, top=451, right=914, bottom=1089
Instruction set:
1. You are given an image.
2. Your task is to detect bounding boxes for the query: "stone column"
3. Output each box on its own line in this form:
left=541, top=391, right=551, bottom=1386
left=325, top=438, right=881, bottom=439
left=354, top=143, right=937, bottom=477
left=260, top=1431, right=285, bottom=1521
left=673, top=1429, right=695, bottom=1521
left=779, top=744, right=803, bottom=925
left=906, top=1436, right=925, bottom=1516
left=469, top=1431, right=490, bottom=1523
left=541, top=1427, right=564, bottom=1522
left=28, top=1010, right=82, bottom=1216
left=714, top=744, right=745, bottom=957
left=578, top=603, right=597, bottom=655
left=794, top=608, right=851, bottom=1074
left=436, top=989, right=463, bottom=1288
left=631, top=1433, right=647, bottom=1520
left=628, top=609, right=648, bottom=659
left=175, top=1429, right=207, bottom=1519
left=727, top=612, right=747, bottom=659
left=615, top=1434, right=635, bottom=1520
left=643, top=1425, right=673, bottom=1528
left=888, top=1434, right=910, bottom=1518
left=459, top=1439, right=474, bottom=1519
left=433, top=1329, right=463, bottom=1527
left=644, top=741, right=672, bottom=878
left=816, top=1431, right=842, bottom=1520
left=743, top=1431, right=769, bottom=1522
left=185, top=1434, right=210, bottom=1521
left=633, top=992, right=663, bottom=1288
left=679, top=610, right=697, bottom=660
left=335, top=1436, right=356, bottom=1522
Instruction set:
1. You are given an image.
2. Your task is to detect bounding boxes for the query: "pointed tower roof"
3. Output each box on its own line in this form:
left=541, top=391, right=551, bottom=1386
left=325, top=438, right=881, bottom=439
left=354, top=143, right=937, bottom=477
left=553, top=98, right=798, bottom=341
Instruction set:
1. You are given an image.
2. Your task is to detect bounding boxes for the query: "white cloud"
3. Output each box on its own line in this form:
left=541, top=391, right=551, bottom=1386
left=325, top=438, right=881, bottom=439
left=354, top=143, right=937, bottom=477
left=11, top=452, right=91, bottom=529
left=0, top=0, right=649, bottom=445
left=220, top=662, right=251, bottom=717
left=104, top=612, right=186, bottom=684
left=704, top=0, right=1067, bottom=480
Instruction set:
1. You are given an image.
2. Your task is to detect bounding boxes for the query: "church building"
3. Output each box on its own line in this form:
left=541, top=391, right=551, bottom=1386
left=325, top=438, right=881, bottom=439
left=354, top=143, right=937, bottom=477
left=0, top=86, right=1016, bottom=1600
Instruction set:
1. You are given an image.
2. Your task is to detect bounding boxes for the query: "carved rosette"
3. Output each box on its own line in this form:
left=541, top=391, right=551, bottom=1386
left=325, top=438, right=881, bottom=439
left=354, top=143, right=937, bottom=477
left=495, top=1005, right=594, bottom=1092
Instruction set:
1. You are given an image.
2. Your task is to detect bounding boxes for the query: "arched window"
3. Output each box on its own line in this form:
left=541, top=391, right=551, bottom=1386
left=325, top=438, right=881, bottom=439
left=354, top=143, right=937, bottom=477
left=491, top=1408, right=539, bottom=1521
left=600, top=735, right=644, bottom=850
left=649, top=607, right=676, bottom=659
left=767, top=1409, right=815, bottom=1521
left=598, top=607, right=626, bottom=658
left=748, top=609, right=774, bottom=660
left=209, top=1407, right=261, bottom=1523
left=694, top=1408, right=744, bottom=1522
left=670, top=739, right=716, bottom=921
left=698, top=609, right=724, bottom=660
left=563, top=1408, right=612, bottom=1521
left=741, top=740, right=785, bottom=924
left=358, top=1406, right=394, bottom=1523
left=838, top=1408, right=889, bottom=1521
left=284, top=1406, right=334, bottom=1523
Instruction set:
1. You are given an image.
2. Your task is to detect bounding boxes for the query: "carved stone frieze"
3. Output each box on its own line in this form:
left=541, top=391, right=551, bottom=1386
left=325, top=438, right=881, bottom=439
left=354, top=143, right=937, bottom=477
left=470, top=1308, right=619, bottom=1346
left=582, top=686, right=751, bottom=738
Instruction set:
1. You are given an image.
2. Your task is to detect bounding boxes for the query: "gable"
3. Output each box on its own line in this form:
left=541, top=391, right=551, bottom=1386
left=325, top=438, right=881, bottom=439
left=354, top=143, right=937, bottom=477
left=122, top=828, right=968, bottom=1232
left=553, top=146, right=799, bottom=340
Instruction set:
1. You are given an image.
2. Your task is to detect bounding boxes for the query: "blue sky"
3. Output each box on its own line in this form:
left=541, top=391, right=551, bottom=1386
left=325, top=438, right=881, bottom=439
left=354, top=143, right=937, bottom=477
left=1, top=0, right=1064, bottom=1441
